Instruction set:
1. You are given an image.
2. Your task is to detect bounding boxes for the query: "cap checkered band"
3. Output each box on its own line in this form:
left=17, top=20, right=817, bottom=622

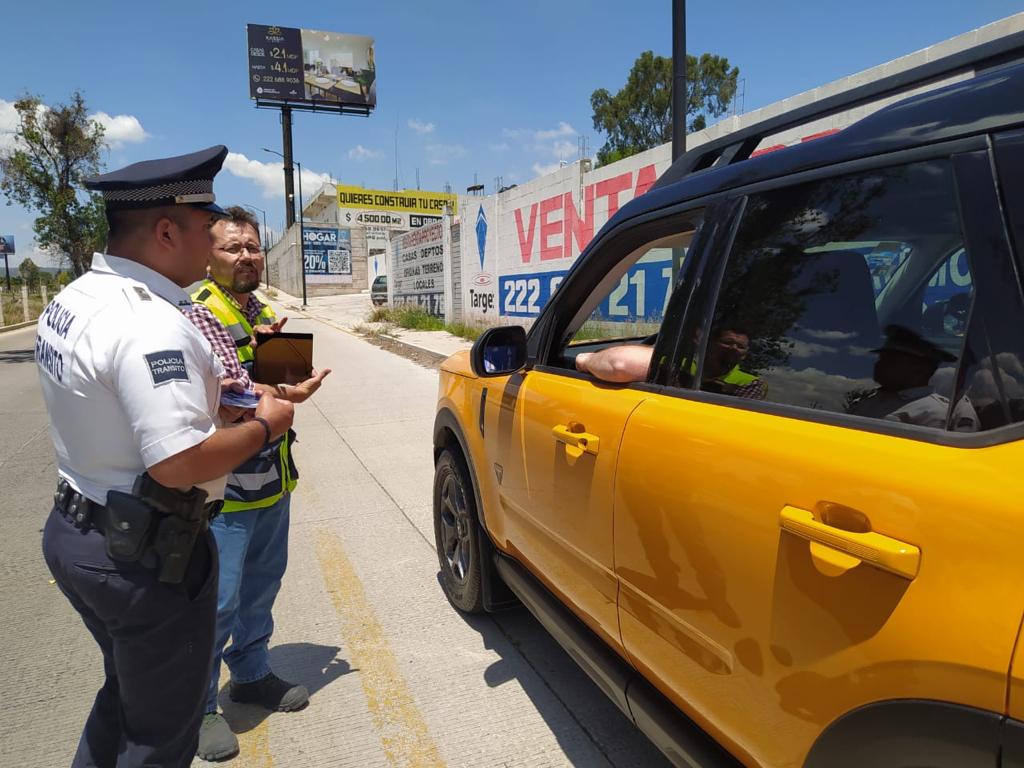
left=102, top=179, right=213, bottom=203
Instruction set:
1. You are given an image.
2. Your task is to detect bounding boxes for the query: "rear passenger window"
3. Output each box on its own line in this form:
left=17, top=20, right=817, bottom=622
left=705, top=160, right=979, bottom=432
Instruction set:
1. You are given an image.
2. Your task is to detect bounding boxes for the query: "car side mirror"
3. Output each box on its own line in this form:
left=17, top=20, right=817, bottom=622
left=471, top=326, right=528, bottom=377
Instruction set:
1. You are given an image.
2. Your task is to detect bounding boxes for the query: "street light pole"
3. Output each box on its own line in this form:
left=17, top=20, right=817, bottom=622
left=263, top=148, right=306, bottom=306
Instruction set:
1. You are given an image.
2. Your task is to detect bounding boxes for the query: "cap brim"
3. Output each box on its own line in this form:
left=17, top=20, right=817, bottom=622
left=195, top=201, right=229, bottom=217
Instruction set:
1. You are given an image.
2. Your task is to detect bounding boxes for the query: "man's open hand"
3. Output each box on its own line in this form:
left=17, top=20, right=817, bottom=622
left=281, top=368, right=332, bottom=403
left=252, top=317, right=288, bottom=337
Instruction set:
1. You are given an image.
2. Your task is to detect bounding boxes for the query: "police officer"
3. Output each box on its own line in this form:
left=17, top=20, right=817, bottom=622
left=37, top=145, right=295, bottom=767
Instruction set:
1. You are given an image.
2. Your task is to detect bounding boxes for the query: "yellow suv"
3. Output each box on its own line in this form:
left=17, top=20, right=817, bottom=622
left=433, top=42, right=1024, bottom=767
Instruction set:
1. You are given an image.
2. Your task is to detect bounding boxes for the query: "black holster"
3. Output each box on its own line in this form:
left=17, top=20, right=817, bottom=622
left=132, top=474, right=210, bottom=584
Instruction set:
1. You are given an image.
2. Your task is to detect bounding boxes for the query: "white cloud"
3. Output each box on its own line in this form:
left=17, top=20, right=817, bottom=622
left=426, top=143, right=466, bottom=166
left=0, top=99, right=19, bottom=150
left=532, top=161, right=561, bottom=177
left=0, top=99, right=149, bottom=151
left=348, top=144, right=383, bottom=161
left=89, top=111, right=149, bottom=148
left=551, top=139, right=576, bottom=159
left=488, top=142, right=510, bottom=152
left=223, top=152, right=331, bottom=200
left=408, top=118, right=435, bottom=134
left=535, top=121, right=576, bottom=141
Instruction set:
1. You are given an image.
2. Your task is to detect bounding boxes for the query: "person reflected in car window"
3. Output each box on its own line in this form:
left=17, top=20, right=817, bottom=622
left=575, top=326, right=767, bottom=400
left=847, top=324, right=978, bottom=431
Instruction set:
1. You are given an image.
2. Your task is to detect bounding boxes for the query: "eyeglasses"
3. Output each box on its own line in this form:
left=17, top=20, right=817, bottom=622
left=217, top=243, right=263, bottom=256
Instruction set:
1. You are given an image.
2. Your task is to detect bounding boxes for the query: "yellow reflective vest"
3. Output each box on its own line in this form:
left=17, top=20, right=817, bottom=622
left=191, top=279, right=297, bottom=512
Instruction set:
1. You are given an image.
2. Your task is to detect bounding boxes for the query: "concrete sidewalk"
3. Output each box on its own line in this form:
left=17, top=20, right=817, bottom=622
left=264, top=285, right=473, bottom=365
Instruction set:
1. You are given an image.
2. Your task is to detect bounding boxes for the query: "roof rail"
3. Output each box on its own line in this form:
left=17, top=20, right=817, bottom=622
left=653, top=28, right=1024, bottom=190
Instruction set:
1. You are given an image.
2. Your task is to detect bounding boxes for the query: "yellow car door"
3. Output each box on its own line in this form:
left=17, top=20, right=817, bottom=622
left=489, top=220, right=704, bottom=652
left=614, top=152, right=1024, bottom=767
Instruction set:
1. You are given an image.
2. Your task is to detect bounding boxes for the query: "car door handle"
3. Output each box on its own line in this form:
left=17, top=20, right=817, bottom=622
left=779, top=505, right=920, bottom=580
left=552, top=423, right=600, bottom=456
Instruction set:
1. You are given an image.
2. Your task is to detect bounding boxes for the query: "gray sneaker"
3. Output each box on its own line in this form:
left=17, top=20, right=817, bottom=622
left=229, top=672, right=309, bottom=712
left=197, top=712, right=239, bottom=762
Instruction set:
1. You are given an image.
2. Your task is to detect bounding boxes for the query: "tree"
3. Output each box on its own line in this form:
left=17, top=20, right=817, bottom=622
left=18, top=257, right=40, bottom=288
left=591, top=51, right=739, bottom=166
left=0, top=91, right=108, bottom=277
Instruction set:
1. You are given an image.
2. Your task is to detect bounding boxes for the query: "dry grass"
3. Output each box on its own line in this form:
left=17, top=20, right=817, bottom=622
left=1, top=289, right=47, bottom=326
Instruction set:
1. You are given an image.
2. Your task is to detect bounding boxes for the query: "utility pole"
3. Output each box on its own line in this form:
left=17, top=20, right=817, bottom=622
left=672, top=0, right=687, bottom=161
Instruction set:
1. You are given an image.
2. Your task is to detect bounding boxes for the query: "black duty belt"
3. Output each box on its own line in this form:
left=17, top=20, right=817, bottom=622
left=54, top=481, right=222, bottom=534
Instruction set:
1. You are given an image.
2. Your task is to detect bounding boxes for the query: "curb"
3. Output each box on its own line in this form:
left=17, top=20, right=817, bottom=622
left=0, top=320, right=37, bottom=334
left=379, top=333, right=450, bottom=365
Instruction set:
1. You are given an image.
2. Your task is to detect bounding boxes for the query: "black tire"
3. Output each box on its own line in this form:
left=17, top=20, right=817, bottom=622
left=433, top=449, right=484, bottom=613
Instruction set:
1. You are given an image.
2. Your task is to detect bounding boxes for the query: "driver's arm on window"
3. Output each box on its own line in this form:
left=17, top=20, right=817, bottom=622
left=575, top=345, right=654, bottom=383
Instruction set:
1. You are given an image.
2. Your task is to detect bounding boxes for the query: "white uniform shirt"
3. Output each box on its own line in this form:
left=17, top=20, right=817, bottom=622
left=36, top=252, right=228, bottom=504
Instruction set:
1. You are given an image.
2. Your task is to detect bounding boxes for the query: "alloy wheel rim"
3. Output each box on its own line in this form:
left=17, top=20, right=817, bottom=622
left=439, top=472, right=471, bottom=584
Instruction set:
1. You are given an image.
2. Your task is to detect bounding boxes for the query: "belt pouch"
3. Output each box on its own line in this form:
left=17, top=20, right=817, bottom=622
left=104, top=491, right=156, bottom=562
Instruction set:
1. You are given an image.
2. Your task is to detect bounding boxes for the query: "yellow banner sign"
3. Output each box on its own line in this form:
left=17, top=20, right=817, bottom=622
left=336, top=185, right=458, bottom=216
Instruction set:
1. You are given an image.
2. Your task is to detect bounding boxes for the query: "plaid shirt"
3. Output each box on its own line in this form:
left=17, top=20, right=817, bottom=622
left=181, top=290, right=269, bottom=391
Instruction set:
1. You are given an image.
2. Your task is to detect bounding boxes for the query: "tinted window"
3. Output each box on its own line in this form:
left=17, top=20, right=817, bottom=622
left=704, top=160, right=978, bottom=432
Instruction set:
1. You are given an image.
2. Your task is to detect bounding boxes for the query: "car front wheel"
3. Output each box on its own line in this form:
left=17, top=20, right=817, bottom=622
left=433, top=449, right=483, bottom=612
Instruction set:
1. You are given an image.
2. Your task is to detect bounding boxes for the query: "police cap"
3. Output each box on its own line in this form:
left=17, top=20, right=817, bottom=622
left=873, top=324, right=957, bottom=363
left=84, top=145, right=229, bottom=216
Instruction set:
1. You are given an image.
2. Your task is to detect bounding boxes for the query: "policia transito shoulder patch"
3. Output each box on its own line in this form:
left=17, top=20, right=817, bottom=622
left=145, top=350, right=190, bottom=386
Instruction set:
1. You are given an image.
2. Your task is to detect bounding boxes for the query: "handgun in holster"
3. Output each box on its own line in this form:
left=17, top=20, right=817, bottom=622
left=132, top=473, right=210, bottom=584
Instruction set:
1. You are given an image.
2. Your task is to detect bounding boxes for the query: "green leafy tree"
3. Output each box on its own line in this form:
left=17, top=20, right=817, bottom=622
left=0, top=91, right=108, bottom=277
left=18, top=256, right=40, bottom=288
left=591, top=51, right=739, bottom=166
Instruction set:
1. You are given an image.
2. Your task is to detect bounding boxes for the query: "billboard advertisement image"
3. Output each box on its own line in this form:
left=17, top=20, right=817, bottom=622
left=247, top=25, right=376, bottom=109
left=0, top=235, right=14, bottom=254
left=303, top=227, right=352, bottom=284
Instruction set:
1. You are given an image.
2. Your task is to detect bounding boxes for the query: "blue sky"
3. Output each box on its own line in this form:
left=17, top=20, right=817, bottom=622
left=1, top=0, right=1021, bottom=267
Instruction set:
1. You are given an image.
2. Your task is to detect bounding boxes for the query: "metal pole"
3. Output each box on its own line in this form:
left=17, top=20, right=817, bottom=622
left=672, top=0, right=687, bottom=161
left=3, top=253, right=9, bottom=291
left=297, top=161, right=307, bottom=307
left=281, top=106, right=296, bottom=229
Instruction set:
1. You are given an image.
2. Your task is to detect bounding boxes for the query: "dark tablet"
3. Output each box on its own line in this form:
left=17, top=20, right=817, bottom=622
left=253, top=332, right=314, bottom=385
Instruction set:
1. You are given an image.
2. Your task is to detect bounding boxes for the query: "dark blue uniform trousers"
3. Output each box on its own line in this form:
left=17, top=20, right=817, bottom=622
left=42, top=505, right=218, bottom=767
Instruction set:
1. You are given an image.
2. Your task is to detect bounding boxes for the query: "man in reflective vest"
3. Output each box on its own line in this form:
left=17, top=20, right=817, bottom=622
left=183, top=206, right=331, bottom=761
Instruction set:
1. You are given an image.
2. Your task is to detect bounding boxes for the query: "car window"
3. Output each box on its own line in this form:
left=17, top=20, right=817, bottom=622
left=566, top=229, right=696, bottom=349
left=698, top=159, right=979, bottom=432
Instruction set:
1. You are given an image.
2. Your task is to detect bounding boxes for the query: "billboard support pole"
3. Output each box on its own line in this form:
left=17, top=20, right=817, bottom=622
left=3, top=252, right=9, bottom=292
left=281, top=106, right=296, bottom=230
left=297, top=160, right=307, bottom=307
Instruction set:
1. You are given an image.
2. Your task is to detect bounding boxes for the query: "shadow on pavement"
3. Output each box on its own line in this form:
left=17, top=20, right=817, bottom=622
left=0, top=348, right=34, bottom=364
left=438, top=574, right=671, bottom=768
left=218, top=642, right=353, bottom=735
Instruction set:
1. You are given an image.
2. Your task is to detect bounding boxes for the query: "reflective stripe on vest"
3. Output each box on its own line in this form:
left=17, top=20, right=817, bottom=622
left=191, top=279, right=297, bottom=512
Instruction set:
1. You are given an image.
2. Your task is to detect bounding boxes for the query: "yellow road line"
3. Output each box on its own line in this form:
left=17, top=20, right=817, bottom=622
left=315, top=527, right=446, bottom=768
left=237, top=718, right=273, bottom=767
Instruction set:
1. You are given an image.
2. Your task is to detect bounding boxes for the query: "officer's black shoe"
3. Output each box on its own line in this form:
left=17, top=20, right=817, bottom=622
left=197, top=712, right=239, bottom=762
left=229, top=672, right=309, bottom=712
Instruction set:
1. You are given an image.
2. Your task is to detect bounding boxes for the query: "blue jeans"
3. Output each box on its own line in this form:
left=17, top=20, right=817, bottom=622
left=206, top=494, right=291, bottom=713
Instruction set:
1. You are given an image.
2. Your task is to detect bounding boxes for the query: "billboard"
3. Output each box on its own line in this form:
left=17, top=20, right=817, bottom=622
left=247, top=25, right=376, bottom=109
left=0, top=235, right=14, bottom=254
left=337, top=186, right=457, bottom=215
left=303, top=227, right=352, bottom=284
left=392, top=221, right=446, bottom=317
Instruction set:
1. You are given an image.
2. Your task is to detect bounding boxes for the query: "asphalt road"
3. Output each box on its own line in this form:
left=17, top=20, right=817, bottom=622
left=0, top=317, right=670, bottom=768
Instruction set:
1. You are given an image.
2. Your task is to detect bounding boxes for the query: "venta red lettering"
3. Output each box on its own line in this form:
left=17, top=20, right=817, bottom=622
left=513, top=164, right=656, bottom=264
